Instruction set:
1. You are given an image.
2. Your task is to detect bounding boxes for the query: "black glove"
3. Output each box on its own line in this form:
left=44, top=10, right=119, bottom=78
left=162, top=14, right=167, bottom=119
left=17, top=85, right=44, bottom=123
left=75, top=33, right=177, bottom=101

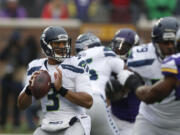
left=105, top=78, right=126, bottom=102
left=124, top=73, right=144, bottom=92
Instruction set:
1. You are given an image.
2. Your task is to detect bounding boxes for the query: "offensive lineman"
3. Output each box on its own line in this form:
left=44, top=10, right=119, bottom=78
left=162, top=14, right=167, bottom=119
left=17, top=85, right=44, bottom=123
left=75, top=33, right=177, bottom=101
left=17, top=26, right=93, bottom=135
left=75, top=32, right=135, bottom=135
left=127, top=17, right=180, bottom=135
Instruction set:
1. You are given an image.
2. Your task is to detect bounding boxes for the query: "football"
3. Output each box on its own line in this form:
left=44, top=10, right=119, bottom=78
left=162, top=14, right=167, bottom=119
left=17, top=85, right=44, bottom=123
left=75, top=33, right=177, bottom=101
left=31, top=70, right=51, bottom=100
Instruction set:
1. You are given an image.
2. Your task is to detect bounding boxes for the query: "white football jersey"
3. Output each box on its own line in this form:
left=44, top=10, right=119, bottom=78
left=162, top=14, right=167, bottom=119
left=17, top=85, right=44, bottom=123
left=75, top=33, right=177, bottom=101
left=78, top=46, right=125, bottom=99
left=127, top=43, right=180, bottom=128
left=24, top=56, right=92, bottom=125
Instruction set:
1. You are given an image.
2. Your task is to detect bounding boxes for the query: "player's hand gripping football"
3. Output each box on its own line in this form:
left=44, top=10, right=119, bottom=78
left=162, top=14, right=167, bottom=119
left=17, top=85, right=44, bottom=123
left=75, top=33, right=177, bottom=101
left=29, top=70, right=43, bottom=89
left=28, top=70, right=51, bottom=100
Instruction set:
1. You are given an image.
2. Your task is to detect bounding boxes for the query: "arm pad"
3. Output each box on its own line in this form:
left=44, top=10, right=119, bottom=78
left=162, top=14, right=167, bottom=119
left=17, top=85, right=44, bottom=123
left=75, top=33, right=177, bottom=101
left=124, top=74, right=144, bottom=92
left=105, top=78, right=124, bottom=101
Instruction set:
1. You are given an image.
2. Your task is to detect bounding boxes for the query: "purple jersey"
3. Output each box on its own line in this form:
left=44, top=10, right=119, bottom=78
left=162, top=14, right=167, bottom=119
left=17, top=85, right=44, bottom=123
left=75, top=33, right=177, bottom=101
left=111, top=91, right=140, bottom=122
left=162, top=53, right=180, bottom=79
left=162, top=53, right=180, bottom=100
left=126, top=43, right=180, bottom=128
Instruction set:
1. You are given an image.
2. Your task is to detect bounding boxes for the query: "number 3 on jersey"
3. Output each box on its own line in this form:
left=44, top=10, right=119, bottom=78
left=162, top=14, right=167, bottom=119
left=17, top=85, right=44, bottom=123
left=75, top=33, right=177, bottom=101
left=46, top=88, right=59, bottom=111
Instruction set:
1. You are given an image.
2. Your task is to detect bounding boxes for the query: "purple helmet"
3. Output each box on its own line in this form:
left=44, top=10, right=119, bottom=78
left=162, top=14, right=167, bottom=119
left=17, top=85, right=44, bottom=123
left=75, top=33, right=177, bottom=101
left=111, top=28, right=140, bottom=59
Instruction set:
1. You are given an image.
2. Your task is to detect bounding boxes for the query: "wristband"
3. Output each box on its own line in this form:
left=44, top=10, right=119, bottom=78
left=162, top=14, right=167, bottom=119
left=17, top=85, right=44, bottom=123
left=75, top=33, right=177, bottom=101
left=51, top=83, right=68, bottom=97
left=58, top=87, right=68, bottom=97
left=25, top=86, right=32, bottom=96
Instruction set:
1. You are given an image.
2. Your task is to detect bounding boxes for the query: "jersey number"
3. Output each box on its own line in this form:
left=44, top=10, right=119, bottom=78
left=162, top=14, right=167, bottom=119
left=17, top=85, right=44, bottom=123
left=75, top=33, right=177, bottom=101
left=86, top=58, right=98, bottom=80
left=137, top=47, right=148, bottom=53
left=46, top=89, right=59, bottom=111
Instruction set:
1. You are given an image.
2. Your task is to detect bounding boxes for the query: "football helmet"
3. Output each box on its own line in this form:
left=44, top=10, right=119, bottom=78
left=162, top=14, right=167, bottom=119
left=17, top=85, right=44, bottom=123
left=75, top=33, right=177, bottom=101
left=75, top=32, right=101, bottom=53
left=111, top=28, right=140, bottom=59
left=40, top=26, right=71, bottom=62
left=176, top=28, right=180, bottom=52
left=152, top=17, right=179, bottom=59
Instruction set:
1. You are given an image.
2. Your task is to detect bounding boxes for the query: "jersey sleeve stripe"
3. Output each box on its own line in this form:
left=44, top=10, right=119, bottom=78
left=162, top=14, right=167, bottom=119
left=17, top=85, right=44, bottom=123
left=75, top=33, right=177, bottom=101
left=161, top=68, right=178, bottom=74
left=127, top=59, right=154, bottom=67
left=61, top=64, right=84, bottom=73
left=27, top=66, right=42, bottom=76
left=104, top=53, right=116, bottom=57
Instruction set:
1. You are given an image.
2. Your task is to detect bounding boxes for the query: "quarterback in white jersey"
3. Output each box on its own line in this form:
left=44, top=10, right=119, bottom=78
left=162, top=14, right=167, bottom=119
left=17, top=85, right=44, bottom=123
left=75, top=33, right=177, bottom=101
left=127, top=17, right=180, bottom=135
left=18, top=26, right=93, bottom=135
left=75, top=32, right=134, bottom=135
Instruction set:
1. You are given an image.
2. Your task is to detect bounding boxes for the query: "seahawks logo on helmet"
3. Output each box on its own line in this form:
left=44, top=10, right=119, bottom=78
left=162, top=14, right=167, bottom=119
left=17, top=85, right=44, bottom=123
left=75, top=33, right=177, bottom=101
left=40, top=26, right=71, bottom=62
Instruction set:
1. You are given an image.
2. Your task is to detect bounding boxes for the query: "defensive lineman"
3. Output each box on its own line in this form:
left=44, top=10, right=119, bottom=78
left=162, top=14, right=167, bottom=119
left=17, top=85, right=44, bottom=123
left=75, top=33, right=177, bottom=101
left=109, top=28, right=141, bottom=135
left=127, top=17, right=180, bottom=135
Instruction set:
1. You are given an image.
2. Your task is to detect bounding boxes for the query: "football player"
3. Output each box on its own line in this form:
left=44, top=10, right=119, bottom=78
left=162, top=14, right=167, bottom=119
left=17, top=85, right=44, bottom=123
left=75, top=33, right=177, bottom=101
left=75, top=32, right=136, bottom=135
left=17, top=26, right=93, bottom=135
left=109, top=28, right=141, bottom=135
left=176, top=28, right=180, bottom=52
left=127, top=17, right=180, bottom=135
left=110, top=28, right=140, bottom=61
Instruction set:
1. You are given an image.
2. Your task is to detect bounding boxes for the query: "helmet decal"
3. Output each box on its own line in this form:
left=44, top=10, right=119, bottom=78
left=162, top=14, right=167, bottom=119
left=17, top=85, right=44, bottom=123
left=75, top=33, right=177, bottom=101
left=40, top=26, right=71, bottom=62
left=152, top=17, right=179, bottom=59
left=75, top=32, right=101, bottom=53
left=111, top=28, right=140, bottom=60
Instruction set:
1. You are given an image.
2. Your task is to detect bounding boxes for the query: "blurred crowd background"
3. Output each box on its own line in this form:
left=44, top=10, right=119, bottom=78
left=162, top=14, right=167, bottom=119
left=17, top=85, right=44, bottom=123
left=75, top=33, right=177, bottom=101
left=0, top=0, right=180, bottom=23
left=0, top=0, right=180, bottom=133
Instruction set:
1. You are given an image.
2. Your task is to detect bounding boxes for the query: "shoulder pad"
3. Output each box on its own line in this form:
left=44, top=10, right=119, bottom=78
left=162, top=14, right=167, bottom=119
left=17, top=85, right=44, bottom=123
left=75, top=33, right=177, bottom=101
left=127, top=43, right=156, bottom=66
left=127, top=43, right=158, bottom=69
left=27, top=58, right=47, bottom=76
left=161, top=54, right=180, bottom=76
left=28, top=58, right=46, bottom=68
left=103, top=46, right=116, bottom=57
left=61, top=56, right=88, bottom=74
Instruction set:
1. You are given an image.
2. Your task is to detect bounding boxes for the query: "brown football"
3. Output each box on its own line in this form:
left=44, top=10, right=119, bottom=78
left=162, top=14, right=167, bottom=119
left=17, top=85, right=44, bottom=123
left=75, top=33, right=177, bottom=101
left=31, top=70, right=51, bottom=100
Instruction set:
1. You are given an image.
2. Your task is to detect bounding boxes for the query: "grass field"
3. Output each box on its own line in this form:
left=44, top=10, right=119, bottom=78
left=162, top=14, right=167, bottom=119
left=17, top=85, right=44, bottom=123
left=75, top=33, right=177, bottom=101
left=0, top=122, right=34, bottom=135
left=0, top=104, right=41, bottom=135
left=0, top=113, right=38, bottom=135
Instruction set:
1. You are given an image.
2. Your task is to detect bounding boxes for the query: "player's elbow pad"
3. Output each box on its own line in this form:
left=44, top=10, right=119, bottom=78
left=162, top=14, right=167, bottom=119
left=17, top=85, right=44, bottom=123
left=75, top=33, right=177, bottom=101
left=124, top=74, right=144, bottom=92
left=105, top=79, right=123, bottom=99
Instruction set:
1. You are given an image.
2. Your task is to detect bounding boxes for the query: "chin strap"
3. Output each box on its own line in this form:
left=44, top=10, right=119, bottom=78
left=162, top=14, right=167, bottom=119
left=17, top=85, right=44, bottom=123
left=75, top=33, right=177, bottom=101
left=154, top=43, right=165, bottom=60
